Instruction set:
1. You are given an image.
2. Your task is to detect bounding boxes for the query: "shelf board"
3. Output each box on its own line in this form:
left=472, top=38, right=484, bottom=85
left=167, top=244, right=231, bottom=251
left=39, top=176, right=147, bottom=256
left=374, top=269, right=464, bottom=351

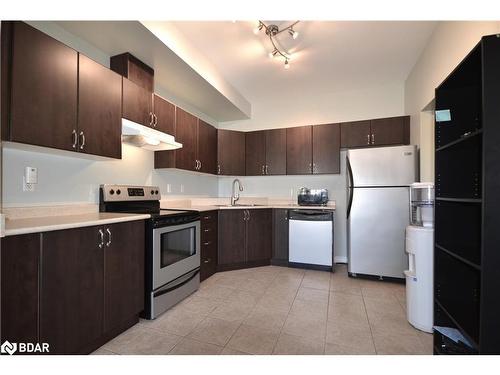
left=435, top=197, right=482, bottom=203
left=435, top=244, right=481, bottom=271
left=435, top=299, right=479, bottom=351
left=435, top=129, right=483, bottom=152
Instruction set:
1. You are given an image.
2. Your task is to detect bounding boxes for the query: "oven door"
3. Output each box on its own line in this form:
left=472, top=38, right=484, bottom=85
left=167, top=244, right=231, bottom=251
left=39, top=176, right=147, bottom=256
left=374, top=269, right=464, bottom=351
left=153, top=220, right=200, bottom=290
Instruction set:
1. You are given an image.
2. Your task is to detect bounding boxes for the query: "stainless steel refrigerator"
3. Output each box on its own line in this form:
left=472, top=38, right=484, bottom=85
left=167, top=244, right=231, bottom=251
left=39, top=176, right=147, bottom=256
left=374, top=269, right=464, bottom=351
left=346, top=145, right=417, bottom=279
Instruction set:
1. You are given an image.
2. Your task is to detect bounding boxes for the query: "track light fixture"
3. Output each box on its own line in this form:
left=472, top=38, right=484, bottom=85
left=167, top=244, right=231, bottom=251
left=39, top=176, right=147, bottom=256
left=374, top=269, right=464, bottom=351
left=253, top=21, right=300, bottom=69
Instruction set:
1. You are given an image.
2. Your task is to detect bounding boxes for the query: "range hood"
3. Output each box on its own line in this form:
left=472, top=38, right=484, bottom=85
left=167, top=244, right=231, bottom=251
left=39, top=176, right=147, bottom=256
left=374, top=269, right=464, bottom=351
left=122, top=119, right=182, bottom=151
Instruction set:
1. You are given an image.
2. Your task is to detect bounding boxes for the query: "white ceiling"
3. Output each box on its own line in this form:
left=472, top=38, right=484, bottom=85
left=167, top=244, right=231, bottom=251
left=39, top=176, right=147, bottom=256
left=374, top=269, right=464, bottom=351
left=170, top=21, right=437, bottom=102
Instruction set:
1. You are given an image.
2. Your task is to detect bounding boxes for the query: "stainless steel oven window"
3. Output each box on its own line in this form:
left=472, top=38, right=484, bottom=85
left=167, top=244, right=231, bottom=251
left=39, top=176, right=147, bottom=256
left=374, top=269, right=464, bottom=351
left=153, top=221, right=201, bottom=290
left=160, top=226, right=197, bottom=268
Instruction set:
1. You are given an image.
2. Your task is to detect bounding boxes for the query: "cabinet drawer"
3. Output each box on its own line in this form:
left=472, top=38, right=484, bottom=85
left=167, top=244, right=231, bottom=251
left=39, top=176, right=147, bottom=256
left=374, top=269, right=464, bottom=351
left=201, top=211, right=218, bottom=223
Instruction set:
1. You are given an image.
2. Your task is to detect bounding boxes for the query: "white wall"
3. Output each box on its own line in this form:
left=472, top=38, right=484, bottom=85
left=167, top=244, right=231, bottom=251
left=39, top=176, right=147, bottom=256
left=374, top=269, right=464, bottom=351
left=219, top=82, right=405, bottom=131
left=405, top=21, right=500, bottom=181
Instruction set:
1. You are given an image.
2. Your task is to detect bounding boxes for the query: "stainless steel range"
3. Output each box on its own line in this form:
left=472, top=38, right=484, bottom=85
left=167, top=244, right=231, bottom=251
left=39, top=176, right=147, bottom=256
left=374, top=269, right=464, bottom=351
left=99, top=184, right=200, bottom=319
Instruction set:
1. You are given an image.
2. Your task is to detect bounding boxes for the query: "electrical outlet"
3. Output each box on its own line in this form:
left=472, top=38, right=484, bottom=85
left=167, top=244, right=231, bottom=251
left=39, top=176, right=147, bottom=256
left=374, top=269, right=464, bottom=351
left=23, top=176, right=35, bottom=192
left=180, top=184, right=185, bottom=193
left=167, top=184, right=172, bottom=193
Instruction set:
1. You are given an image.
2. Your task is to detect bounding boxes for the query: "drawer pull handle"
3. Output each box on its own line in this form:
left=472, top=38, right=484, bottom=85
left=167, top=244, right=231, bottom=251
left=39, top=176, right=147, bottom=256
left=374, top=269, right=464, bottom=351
left=203, top=241, right=211, bottom=246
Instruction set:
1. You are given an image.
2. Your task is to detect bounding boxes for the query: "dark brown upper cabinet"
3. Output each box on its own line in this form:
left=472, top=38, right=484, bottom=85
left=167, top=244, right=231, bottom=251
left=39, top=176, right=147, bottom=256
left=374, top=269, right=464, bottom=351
left=370, top=116, right=410, bottom=146
left=312, top=123, right=341, bottom=174
left=245, top=131, right=266, bottom=176
left=198, top=119, right=218, bottom=174
left=78, top=54, right=122, bottom=159
left=340, top=120, right=372, bottom=148
left=265, top=128, right=287, bottom=175
left=245, top=129, right=287, bottom=176
left=153, top=94, right=175, bottom=135
left=286, top=126, right=312, bottom=175
left=122, top=77, right=152, bottom=127
left=175, top=108, right=199, bottom=171
left=8, top=21, right=78, bottom=151
left=110, top=52, right=154, bottom=92
left=218, top=129, right=245, bottom=176
left=340, top=116, right=410, bottom=148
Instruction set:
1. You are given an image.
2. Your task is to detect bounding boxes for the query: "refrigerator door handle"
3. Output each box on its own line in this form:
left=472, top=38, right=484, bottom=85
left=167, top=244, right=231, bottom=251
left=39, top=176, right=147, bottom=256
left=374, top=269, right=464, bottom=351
left=346, top=157, right=354, bottom=219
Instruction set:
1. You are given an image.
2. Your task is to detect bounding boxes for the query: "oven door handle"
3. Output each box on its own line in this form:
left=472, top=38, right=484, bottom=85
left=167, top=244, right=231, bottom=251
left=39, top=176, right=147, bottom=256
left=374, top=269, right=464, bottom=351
left=153, top=268, right=200, bottom=298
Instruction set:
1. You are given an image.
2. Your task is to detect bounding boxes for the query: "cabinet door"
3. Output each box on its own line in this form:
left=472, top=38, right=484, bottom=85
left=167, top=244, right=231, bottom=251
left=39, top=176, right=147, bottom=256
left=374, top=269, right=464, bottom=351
left=40, top=226, right=104, bottom=354
left=265, top=128, right=287, bottom=175
left=175, top=108, right=199, bottom=171
left=153, top=94, right=175, bottom=135
left=122, top=77, right=152, bottom=127
left=246, top=209, right=272, bottom=262
left=245, top=131, right=266, bottom=176
left=218, top=210, right=246, bottom=267
left=1, top=233, right=40, bottom=344
left=200, top=211, right=218, bottom=281
left=370, top=116, right=410, bottom=146
left=10, top=22, right=77, bottom=151
left=198, top=120, right=218, bottom=174
left=78, top=54, right=122, bottom=159
left=340, top=120, right=371, bottom=148
left=104, top=221, right=145, bottom=332
left=272, top=209, right=289, bottom=265
left=217, top=129, right=246, bottom=176
left=286, top=126, right=312, bottom=175
left=312, top=123, right=340, bottom=174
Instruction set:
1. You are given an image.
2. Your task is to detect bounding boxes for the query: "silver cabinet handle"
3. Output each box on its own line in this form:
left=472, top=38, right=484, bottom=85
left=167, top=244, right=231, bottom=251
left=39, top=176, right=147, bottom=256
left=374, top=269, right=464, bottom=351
left=199, top=160, right=202, bottom=170
left=203, top=228, right=211, bottom=232
left=72, top=129, right=77, bottom=149
left=367, top=134, right=370, bottom=145
left=246, top=209, right=250, bottom=221
left=312, top=163, right=317, bottom=174
left=203, top=241, right=211, bottom=246
left=149, top=112, right=154, bottom=126
left=79, top=131, right=85, bottom=150
left=217, top=165, right=221, bottom=175
left=98, top=229, right=104, bottom=249
left=265, top=165, right=269, bottom=175
left=106, top=228, right=112, bottom=247
left=309, top=163, right=313, bottom=173
left=261, top=165, right=265, bottom=175
left=371, top=134, right=375, bottom=144
left=203, top=259, right=210, bottom=264
left=153, top=113, right=158, bottom=127
left=243, top=210, right=247, bottom=221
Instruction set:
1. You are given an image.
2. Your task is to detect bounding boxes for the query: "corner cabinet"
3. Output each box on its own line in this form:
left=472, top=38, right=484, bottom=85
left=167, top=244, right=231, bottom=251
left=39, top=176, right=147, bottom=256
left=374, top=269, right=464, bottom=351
left=217, top=209, right=272, bottom=271
left=0, top=220, right=145, bottom=354
left=217, top=129, right=246, bottom=176
left=2, top=21, right=123, bottom=159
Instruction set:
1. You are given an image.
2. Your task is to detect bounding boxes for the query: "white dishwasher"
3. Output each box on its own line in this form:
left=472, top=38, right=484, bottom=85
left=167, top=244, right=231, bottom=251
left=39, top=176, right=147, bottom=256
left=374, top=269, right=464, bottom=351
left=288, top=210, right=334, bottom=270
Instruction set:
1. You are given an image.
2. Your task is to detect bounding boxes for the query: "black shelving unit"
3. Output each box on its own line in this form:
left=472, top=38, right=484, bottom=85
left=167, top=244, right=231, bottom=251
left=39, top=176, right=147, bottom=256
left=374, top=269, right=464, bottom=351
left=434, top=34, right=500, bottom=354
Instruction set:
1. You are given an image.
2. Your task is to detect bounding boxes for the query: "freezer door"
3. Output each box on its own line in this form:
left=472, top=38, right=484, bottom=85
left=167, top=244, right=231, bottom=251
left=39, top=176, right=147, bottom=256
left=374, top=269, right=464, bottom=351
left=347, top=187, right=409, bottom=278
left=347, top=145, right=417, bottom=187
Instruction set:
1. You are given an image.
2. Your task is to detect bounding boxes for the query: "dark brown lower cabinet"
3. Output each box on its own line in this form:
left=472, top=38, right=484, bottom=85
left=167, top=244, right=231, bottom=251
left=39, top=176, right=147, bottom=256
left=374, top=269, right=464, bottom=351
left=1, top=233, right=40, bottom=344
left=246, top=209, right=272, bottom=262
left=272, top=209, right=289, bottom=266
left=104, top=221, right=145, bottom=332
left=200, top=211, right=218, bottom=281
left=0, top=220, right=145, bottom=354
left=41, top=226, right=105, bottom=354
left=217, top=209, right=272, bottom=271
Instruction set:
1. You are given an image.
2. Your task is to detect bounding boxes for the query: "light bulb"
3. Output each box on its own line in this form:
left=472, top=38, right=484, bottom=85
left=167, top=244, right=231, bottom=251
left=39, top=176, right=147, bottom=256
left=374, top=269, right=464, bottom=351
left=253, top=27, right=260, bottom=35
left=289, top=28, right=299, bottom=40
left=284, top=60, right=290, bottom=69
left=268, top=49, right=278, bottom=59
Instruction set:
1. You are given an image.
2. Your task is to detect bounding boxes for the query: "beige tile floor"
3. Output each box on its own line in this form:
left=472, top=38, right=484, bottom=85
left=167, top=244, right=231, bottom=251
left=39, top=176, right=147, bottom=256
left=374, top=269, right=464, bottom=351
left=95, top=264, right=433, bottom=355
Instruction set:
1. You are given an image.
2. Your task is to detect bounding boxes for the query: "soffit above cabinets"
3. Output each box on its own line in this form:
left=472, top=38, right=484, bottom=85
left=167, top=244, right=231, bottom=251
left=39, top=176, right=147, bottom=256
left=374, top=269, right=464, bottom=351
left=54, top=21, right=251, bottom=122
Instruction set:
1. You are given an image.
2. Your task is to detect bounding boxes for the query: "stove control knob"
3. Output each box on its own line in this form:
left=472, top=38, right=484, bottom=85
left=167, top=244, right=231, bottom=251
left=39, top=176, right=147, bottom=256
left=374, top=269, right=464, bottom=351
left=109, top=189, right=115, bottom=195
left=155, top=190, right=159, bottom=195
left=151, top=190, right=155, bottom=195
left=116, top=189, right=121, bottom=195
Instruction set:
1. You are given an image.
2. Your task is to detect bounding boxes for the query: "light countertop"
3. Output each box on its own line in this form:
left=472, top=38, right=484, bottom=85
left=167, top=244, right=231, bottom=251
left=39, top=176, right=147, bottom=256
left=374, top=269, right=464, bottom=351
left=4, top=212, right=151, bottom=237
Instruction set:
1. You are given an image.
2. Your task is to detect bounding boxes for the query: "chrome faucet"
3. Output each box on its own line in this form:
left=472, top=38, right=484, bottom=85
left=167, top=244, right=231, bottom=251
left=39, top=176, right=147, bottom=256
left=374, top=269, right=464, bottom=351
left=231, top=179, right=244, bottom=206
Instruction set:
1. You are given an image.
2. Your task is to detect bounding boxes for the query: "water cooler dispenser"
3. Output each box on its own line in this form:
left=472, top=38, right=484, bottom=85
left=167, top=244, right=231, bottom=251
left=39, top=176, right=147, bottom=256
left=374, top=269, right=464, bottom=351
left=405, top=182, right=434, bottom=333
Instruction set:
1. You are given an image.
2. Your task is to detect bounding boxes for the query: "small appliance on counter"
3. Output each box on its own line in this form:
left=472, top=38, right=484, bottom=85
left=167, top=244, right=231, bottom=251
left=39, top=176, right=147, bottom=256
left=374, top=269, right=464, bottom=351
left=99, top=184, right=200, bottom=320
left=297, top=187, right=329, bottom=206
left=405, top=182, right=434, bottom=333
